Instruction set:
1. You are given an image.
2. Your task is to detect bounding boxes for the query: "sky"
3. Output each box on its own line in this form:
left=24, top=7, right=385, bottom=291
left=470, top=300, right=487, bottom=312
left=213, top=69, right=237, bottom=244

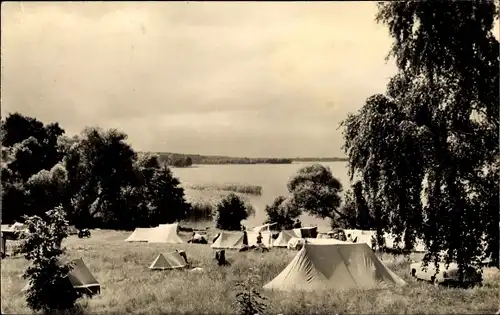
left=1, top=2, right=399, bottom=158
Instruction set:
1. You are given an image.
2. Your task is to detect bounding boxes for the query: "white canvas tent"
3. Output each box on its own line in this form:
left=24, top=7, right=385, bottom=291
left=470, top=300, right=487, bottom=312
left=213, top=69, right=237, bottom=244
left=125, top=223, right=184, bottom=244
left=149, top=251, right=188, bottom=270
left=148, top=224, right=184, bottom=244
left=384, top=233, right=426, bottom=252
left=273, top=230, right=298, bottom=247
left=252, top=223, right=277, bottom=233
left=125, top=228, right=153, bottom=242
left=264, top=243, right=407, bottom=292
left=211, top=231, right=247, bottom=249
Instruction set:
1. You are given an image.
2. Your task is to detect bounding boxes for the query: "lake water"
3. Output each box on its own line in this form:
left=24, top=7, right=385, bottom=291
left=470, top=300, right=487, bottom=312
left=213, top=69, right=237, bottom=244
left=171, top=162, right=350, bottom=230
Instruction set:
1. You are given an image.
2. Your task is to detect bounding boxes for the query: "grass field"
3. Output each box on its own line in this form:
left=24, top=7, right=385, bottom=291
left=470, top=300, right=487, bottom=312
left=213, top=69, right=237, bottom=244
left=2, top=229, right=499, bottom=314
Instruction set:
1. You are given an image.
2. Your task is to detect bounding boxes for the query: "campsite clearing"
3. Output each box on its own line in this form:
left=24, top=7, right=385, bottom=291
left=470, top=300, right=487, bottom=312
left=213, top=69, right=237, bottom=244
left=1, top=229, right=499, bottom=314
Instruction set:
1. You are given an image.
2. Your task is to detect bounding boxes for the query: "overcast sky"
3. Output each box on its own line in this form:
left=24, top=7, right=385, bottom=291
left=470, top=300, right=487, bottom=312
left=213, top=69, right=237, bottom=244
left=1, top=2, right=399, bottom=157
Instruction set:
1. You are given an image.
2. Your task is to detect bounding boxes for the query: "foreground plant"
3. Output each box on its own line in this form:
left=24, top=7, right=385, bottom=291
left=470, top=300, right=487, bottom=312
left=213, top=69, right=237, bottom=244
left=14, top=206, right=81, bottom=313
left=234, top=267, right=268, bottom=315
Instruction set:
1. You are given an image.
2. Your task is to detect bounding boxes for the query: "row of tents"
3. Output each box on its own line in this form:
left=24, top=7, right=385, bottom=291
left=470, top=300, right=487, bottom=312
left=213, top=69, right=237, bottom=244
left=123, top=223, right=429, bottom=253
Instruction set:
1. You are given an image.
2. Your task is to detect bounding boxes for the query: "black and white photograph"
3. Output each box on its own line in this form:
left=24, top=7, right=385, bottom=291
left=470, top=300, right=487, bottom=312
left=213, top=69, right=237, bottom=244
left=1, top=1, right=499, bottom=314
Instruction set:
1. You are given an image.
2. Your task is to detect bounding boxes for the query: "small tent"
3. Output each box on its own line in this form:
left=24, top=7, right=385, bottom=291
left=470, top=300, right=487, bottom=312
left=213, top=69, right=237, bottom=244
left=247, top=231, right=273, bottom=248
left=148, top=223, right=184, bottom=244
left=293, top=226, right=318, bottom=238
left=22, top=258, right=100, bottom=295
left=252, top=223, right=277, bottom=233
left=67, top=259, right=101, bottom=295
left=264, top=243, right=406, bottom=292
left=149, top=251, right=188, bottom=270
left=211, top=231, right=247, bottom=249
left=273, top=230, right=298, bottom=247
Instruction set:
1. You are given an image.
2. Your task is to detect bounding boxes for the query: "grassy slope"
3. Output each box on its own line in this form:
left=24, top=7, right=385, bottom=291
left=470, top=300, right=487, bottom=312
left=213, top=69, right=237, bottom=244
left=2, top=229, right=499, bottom=314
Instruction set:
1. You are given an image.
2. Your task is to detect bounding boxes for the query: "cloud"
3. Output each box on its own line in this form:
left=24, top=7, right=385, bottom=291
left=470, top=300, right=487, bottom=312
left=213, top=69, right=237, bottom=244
left=1, top=2, right=398, bottom=156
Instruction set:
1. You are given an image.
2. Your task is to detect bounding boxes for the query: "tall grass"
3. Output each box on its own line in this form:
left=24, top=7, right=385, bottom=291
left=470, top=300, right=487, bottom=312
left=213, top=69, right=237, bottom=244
left=188, top=183, right=262, bottom=196
left=184, top=189, right=256, bottom=222
left=2, top=230, right=499, bottom=314
left=188, top=202, right=214, bottom=221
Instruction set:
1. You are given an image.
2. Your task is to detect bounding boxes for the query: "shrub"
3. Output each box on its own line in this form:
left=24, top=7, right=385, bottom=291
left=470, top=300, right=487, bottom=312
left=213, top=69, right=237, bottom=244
left=214, top=193, right=249, bottom=231
left=234, top=267, right=268, bottom=315
left=14, top=206, right=81, bottom=313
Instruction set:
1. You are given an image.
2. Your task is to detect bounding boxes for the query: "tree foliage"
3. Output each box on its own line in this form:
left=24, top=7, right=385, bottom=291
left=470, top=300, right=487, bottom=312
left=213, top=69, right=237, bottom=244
left=14, top=206, right=81, bottom=313
left=333, top=181, right=372, bottom=230
left=287, top=164, right=343, bottom=223
left=341, top=1, right=499, bottom=272
left=1, top=113, right=191, bottom=230
left=214, top=193, right=250, bottom=231
left=263, top=196, right=301, bottom=230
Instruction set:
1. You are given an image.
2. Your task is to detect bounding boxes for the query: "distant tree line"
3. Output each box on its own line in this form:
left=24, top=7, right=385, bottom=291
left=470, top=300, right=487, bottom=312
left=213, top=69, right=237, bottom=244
left=156, top=153, right=293, bottom=165
left=1, top=113, right=192, bottom=230
left=163, top=153, right=193, bottom=167
left=292, top=157, right=348, bottom=162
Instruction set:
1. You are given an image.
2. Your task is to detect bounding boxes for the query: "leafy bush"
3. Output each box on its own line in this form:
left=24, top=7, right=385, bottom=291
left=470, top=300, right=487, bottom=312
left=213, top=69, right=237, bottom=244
left=234, top=267, right=267, bottom=315
left=14, top=206, right=81, bottom=313
left=214, top=193, right=250, bottom=231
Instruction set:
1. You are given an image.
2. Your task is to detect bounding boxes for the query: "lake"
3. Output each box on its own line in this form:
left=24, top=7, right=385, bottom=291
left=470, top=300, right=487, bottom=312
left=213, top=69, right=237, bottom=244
left=171, top=161, right=350, bottom=230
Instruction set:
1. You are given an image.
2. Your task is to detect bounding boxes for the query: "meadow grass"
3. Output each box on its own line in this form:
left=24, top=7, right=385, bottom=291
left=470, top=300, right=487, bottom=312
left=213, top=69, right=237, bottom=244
left=188, top=183, right=263, bottom=196
left=2, top=229, right=499, bottom=314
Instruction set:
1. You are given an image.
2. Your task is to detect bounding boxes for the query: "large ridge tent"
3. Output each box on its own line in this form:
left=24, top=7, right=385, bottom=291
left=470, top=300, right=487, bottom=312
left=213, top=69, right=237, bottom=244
left=263, top=243, right=407, bottom=291
left=273, top=230, right=298, bottom=247
left=211, top=231, right=247, bottom=249
left=125, top=228, right=153, bottom=242
left=125, top=223, right=184, bottom=244
left=149, top=251, right=188, bottom=270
